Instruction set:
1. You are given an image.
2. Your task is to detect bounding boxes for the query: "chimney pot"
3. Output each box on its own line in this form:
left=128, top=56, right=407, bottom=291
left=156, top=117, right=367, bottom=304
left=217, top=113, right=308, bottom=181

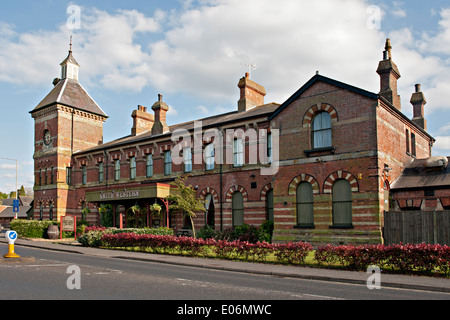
left=237, top=74, right=266, bottom=113
left=410, top=84, right=427, bottom=131
left=377, top=39, right=401, bottom=110
left=131, top=105, right=154, bottom=136
left=151, top=94, right=170, bottom=135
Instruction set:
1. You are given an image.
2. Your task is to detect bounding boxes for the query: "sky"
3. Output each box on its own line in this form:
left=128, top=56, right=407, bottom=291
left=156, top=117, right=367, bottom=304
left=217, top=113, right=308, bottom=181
left=1, top=0, right=450, bottom=194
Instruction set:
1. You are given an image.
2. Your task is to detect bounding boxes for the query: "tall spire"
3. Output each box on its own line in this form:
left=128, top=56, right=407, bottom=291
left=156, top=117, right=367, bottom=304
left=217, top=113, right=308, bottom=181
left=60, top=36, right=80, bottom=81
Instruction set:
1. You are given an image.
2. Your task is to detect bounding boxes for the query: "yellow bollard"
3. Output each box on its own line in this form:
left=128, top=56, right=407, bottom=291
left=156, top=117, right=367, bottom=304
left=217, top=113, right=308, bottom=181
left=4, top=244, right=20, bottom=258
left=4, top=231, right=20, bottom=258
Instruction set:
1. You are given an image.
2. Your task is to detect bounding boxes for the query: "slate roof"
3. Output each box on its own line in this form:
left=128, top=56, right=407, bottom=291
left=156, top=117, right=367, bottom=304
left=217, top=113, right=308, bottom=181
left=0, top=206, right=30, bottom=219
left=74, top=102, right=279, bottom=155
left=30, top=78, right=108, bottom=118
left=391, top=156, right=450, bottom=190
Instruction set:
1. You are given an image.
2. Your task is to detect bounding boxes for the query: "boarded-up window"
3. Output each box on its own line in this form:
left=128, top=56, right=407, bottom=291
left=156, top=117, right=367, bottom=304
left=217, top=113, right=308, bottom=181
left=297, top=182, right=314, bottom=227
left=312, top=112, right=332, bottom=149
left=232, top=191, right=244, bottom=227
left=332, top=179, right=352, bottom=227
left=266, top=189, right=274, bottom=221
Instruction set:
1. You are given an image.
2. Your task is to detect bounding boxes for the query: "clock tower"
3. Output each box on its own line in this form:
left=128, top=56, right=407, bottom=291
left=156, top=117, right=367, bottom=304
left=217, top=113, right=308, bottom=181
left=30, top=42, right=108, bottom=221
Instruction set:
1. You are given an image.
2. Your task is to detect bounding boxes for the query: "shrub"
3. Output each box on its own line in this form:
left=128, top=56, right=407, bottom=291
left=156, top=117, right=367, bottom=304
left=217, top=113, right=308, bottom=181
left=233, top=224, right=260, bottom=243
left=273, top=242, right=314, bottom=264
left=10, top=219, right=55, bottom=238
left=314, top=243, right=450, bottom=275
left=259, top=220, right=274, bottom=243
left=204, top=223, right=274, bottom=243
left=98, top=232, right=312, bottom=264
left=78, top=227, right=173, bottom=247
left=78, top=230, right=106, bottom=247
left=110, top=227, right=173, bottom=236
left=197, top=225, right=216, bottom=240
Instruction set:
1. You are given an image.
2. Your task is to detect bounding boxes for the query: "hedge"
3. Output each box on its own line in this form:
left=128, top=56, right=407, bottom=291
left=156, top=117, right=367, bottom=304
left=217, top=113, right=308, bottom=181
left=77, top=227, right=173, bottom=247
left=98, top=232, right=313, bottom=264
left=9, top=219, right=55, bottom=238
left=79, top=230, right=450, bottom=276
left=314, top=243, right=450, bottom=275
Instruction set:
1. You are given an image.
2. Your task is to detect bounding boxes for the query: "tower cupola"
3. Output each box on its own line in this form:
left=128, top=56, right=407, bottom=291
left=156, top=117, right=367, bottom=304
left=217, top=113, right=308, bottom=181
left=60, top=37, right=80, bottom=81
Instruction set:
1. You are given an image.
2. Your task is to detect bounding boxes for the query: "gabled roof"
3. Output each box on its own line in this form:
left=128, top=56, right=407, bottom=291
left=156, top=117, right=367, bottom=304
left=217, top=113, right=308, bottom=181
left=30, top=78, right=108, bottom=118
left=269, top=74, right=378, bottom=120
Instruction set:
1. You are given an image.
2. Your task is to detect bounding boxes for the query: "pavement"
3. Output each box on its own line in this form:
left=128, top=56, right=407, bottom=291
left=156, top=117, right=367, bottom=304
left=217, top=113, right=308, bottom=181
left=1, top=236, right=450, bottom=294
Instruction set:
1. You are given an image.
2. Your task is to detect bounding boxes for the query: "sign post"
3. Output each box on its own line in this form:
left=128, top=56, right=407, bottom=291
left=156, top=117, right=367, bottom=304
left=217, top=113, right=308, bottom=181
left=60, top=215, right=77, bottom=240
left=4, top=230, right=20, bottom=258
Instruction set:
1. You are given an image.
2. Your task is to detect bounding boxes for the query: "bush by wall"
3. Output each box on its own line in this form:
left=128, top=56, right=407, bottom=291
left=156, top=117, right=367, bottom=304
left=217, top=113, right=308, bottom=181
left=10, top=219, right=55, bottom=238
left=77, top=227, right=173, bottom=248
left=198, top=222, right=274, bottom=243
left=314, top=243, right=450, bottom=275
left=98, top=232, right=313, bottom=264
left=78, top=228, right=450, bottom=276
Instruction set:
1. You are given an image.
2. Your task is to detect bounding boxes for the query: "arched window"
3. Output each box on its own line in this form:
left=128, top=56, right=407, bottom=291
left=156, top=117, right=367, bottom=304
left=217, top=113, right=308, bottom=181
left=312, top=112, right=332, bottom=149
left=232, top=191, right=244, bottom=227
left=49, top=203, right=54, bottom=221
left=296, top=182, right=314, bottom=227
left=266, top=189, right=274, bottom=221
left=204, top=193, right=215, bottom=227
left=332, top=179, right=352, bottom=227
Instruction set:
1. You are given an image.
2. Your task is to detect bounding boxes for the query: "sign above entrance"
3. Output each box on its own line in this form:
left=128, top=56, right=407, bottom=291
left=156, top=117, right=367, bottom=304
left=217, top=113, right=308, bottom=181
left=100, top=189, right=140, bottom=201
left=85, top=183, right=173, bottom=203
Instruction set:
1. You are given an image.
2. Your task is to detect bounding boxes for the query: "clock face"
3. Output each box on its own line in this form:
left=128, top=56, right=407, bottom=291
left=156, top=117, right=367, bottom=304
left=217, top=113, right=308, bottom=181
left=43, top=130, right=51, bottom=146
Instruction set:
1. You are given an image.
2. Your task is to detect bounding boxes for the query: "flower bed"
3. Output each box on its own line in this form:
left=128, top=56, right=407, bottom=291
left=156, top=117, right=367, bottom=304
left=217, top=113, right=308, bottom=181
left=314, top=243, right=450, bottom=275
left=99, top=232, right=313, bottom=264
left=78, top=229, right=450, bottom=276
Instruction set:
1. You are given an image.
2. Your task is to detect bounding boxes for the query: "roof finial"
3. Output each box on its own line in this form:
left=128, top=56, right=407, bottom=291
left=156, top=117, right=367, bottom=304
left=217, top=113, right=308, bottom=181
left=69, top=35, right=73, bottom=52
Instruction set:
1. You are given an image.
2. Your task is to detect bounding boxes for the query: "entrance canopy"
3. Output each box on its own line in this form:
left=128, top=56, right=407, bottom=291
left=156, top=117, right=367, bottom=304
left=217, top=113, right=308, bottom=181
left=85, top=183, right=172, bottom=203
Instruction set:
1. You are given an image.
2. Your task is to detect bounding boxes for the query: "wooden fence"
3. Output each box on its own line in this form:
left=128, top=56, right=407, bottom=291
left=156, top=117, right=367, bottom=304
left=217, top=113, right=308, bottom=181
left=384, top=210, right=450, bottom=245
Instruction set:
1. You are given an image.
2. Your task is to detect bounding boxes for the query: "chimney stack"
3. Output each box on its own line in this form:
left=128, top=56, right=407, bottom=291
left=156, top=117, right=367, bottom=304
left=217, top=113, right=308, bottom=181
left=131, top=105, right=154, bottom=136
left=410, top=84, right=427, bottom=131
left=151, top=94, right=170, bottom=135
left=377, top=39, right=402, bottom=111
left=237, top=73, right=266, bottom=112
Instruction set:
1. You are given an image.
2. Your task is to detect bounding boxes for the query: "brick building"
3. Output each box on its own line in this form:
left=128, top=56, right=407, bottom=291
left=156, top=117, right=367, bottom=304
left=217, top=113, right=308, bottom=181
left=390, top=156, right=450, bottom=211
left=30, top=39, right=437, bottom=244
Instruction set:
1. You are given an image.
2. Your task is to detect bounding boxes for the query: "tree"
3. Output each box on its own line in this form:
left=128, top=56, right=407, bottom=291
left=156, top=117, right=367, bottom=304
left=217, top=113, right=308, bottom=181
left=166, top=176, right=206, bottom=238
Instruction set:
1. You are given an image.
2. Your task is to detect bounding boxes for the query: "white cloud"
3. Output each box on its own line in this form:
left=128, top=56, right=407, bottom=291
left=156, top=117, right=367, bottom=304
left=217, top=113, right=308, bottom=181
left=0, top=1, right=448, bottom=117
left=433, top=136, right=450, bottom=156
left=392, top=2, right=407, bottom=18
left=146, top=0, right=387, bottom=105
left=0, top=7, right=163, bottom=90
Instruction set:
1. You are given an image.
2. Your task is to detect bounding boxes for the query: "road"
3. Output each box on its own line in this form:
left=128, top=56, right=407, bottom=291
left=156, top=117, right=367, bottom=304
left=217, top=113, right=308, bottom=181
left=1, top=243, right=449, bottom=305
